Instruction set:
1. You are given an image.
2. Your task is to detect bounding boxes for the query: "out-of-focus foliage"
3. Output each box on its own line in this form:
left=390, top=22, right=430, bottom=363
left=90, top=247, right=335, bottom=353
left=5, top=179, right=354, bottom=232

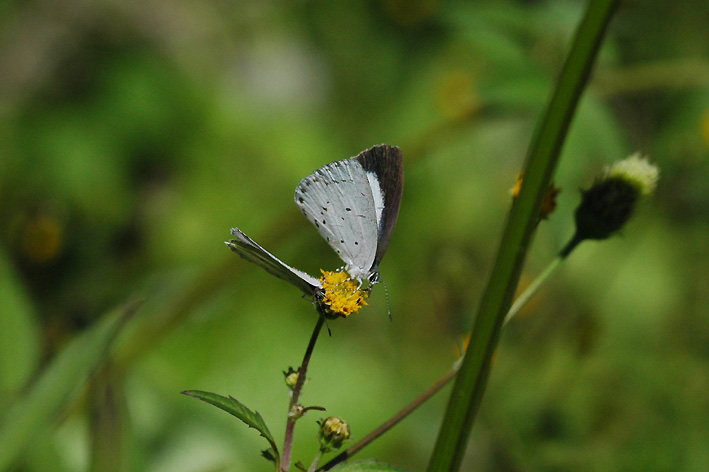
left=0, top=0, right=707, bottom=471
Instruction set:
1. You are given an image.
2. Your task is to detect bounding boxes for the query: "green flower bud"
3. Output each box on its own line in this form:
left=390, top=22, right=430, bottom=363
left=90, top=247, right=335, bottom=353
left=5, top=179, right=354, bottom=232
left=283, top=367, right=299, bottom=390
left=318, top=416, right=351, bottom=452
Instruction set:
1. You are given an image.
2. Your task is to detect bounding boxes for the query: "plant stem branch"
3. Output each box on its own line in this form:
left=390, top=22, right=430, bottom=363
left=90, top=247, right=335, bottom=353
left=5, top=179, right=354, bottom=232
left=319, top=362, right=460, bottom=471
left=308, top=451, right=324, bottom=472
left=281, top=313, right=326, bottom=472
left=504, top=256, right=563, bottom=326
left=503, top=232, right=584, bottom=325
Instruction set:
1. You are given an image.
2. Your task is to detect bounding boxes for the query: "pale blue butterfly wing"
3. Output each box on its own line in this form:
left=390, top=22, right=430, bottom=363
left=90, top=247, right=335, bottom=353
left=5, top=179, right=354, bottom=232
left=227, top=144, right=403, bottom=294
left=295, top=145, right=403, bottom=282
left=226, top=228, right=321, bottom=296
left=295, top=159, right=379, bottom=282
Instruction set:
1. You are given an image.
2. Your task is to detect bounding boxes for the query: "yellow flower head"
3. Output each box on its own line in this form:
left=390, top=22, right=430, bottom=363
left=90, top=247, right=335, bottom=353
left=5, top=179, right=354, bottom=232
left=319, top=270, right=369, bottom=318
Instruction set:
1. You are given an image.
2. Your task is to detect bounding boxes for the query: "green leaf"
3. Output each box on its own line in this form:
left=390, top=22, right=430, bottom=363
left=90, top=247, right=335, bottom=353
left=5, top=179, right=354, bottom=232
left=182, top=390, right=280, bottom=464
left=261, top=448, right=277, bottom=463
left=329, top=459, right=409, bottom=471
left=0, top=250, right=41, bottom=395
left=0, top=299, right=138, bottom=470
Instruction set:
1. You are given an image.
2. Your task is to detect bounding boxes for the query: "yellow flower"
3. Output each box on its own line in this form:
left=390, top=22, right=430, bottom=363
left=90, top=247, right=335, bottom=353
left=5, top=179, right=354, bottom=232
left=319, top=270, right=369, bottom=318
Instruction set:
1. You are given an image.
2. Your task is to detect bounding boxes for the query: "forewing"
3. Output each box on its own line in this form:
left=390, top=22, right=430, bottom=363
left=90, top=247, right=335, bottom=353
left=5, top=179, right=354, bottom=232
left=226, top=228, right=321, bottom=296
left=294, top=159, right=378, bottom=279
left=354, top=145, right=404, bottom=268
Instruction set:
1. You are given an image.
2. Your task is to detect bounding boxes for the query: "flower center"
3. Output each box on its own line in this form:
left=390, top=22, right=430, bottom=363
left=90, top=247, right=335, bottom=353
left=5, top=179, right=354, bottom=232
left=319, top=270, right=369, bottom=317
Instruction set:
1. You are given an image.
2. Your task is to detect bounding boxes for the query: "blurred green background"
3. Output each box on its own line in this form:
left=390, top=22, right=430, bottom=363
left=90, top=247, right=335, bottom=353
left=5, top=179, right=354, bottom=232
left=1, top=0, right=708, bottom=471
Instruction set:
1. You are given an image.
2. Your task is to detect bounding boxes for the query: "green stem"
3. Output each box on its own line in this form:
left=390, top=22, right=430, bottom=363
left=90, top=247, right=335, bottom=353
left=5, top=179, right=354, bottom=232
left=427, top=1, right=619, bottom=471
left=503, top=256, right=563, bottom=326
left=504, top=231, right=584, bottom=325
left=559, top=231, right=584, bottom=258
left=308, top=451, right=324, bottom=472
left=281, top=313, right=326, bottom=472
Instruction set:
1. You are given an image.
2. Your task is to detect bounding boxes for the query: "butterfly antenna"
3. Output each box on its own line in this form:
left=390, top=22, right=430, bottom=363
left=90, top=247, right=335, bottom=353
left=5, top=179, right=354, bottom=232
left=382, top=278, right=393, bottom=321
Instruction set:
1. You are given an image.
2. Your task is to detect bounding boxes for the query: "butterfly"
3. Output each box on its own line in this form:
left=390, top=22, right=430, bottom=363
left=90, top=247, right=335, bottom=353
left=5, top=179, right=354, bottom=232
left=227, top=144, right=403, bottom=301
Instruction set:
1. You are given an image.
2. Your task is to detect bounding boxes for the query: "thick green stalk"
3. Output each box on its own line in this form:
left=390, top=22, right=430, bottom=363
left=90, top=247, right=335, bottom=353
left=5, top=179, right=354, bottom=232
left=427, top=1, right=619, bottom=470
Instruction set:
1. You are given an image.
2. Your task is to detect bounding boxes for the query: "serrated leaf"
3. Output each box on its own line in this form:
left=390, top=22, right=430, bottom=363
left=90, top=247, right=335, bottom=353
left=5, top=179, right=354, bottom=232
left=328, top=459, right=409, bottom=472
left=182, top=390, right=280, bottom=464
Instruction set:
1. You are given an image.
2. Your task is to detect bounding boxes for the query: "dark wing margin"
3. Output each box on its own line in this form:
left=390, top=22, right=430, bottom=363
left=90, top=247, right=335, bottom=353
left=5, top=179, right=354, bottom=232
left=226, top=228, right=321, bottom=297
left=353, top=144, right=404, bottom=269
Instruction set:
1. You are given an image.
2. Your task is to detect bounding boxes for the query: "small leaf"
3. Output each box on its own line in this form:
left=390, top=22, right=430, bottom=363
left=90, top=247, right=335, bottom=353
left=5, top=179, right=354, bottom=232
left=182, top=390, right=280, bottom=464
left=328, top=459, right=409, bottom=471
left=261, top=448, right=277, bottom=463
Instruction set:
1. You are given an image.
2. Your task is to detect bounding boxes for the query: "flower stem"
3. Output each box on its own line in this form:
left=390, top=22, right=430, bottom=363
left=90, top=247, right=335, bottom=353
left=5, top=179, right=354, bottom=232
left=504, top=231, right=584, bottom=325
left=560, top=231, right=584, bottom=258
left=504, top=256, right=563, bottom=326
left=307, top=451, right=324, bottom=472
left=281, top=312, right=326, bottom=472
